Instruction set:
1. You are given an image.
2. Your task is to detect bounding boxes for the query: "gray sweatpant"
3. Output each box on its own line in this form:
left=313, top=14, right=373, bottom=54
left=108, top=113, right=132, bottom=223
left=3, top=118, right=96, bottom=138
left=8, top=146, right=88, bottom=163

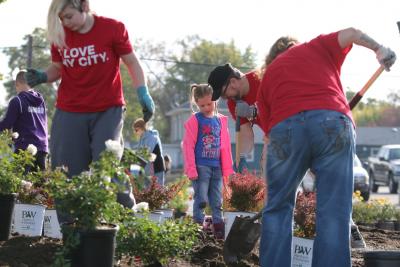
left=50, top=106, right=135, bottom=209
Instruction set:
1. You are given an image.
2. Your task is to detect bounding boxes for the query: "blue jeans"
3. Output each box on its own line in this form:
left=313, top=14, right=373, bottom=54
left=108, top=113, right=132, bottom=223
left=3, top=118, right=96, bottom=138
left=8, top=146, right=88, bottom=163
left=192, top=165, right=223, bottom=224
left=260, top=110, right=355, bottom=267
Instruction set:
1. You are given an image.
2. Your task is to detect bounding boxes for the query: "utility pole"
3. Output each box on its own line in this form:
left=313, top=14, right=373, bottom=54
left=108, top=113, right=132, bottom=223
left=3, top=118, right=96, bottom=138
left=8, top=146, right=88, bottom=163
left=27, top=35, right=32, bottom=69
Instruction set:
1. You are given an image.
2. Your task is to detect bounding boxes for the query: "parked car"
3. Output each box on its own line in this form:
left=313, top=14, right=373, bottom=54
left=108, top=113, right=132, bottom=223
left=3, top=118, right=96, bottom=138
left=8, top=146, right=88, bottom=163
left=353, top=155, right=370, bottom=201
left=300, top=155, right=370, bottom=201
left=367, top=144, right=400, bottom=194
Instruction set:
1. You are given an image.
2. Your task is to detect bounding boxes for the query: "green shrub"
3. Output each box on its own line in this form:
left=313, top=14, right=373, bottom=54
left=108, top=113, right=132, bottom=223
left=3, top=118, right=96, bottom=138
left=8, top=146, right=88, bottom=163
left=0, top=130, right=36, bottom=194
left=116, top=210, right=199, bottom=265
left=352, top=198, right=397, bottom=224
left=167, top=176, right=190, bottom=214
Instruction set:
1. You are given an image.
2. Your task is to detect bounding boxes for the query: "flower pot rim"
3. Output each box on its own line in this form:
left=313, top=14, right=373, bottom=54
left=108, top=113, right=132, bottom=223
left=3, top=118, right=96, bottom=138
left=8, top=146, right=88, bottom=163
left=61, top=222, right=120, bottom=232
left=15, top=203, right=47, bottom=208
left=364, top=250, right=400, bottom=259
left=0, top=192, right=17, bottom=198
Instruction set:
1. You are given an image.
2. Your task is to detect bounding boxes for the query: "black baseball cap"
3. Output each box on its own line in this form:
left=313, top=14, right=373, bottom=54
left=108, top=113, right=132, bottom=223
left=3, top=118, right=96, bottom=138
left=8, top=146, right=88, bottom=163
left=208, top=63, right=240, bottom=100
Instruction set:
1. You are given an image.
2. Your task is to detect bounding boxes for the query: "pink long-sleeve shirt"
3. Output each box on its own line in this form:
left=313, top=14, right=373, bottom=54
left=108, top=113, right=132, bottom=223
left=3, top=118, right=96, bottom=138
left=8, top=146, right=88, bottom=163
left=182, top=113, right=234, bottom=179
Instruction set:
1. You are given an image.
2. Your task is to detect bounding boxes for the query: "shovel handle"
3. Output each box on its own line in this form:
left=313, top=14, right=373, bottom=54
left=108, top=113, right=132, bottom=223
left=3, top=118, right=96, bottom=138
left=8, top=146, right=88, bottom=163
left=235, top=117, right=241, bottom=167
left=249, top=210, right=263, bottom=222
left=348, top=66, right=384, bottom=110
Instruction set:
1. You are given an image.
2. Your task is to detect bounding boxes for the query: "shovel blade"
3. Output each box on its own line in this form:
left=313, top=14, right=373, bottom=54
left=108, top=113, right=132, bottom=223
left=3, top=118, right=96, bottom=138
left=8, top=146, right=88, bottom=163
left=223, top=215, right=262, bottom=264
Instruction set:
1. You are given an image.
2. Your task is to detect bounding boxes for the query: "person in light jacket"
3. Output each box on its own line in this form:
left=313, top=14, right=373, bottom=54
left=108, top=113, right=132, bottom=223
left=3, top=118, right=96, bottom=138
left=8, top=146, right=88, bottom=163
left=133, top=118, right=165, bottom=186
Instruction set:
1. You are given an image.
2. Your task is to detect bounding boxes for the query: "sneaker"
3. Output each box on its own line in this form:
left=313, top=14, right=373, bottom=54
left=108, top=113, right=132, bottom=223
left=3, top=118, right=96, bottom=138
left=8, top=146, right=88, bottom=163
left=351, top=226, right=366, bottom=249
left=202, top=215, right=213, bottom=234
left=213, top=222, right=225, bottom=240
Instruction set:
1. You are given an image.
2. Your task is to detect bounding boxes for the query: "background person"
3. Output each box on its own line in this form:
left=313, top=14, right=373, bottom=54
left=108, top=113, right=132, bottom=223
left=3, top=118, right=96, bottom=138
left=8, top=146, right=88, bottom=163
left=182, top=84, right=234, bottom=239
left=208, top=39, right=297, bottom=174
left=256, top=28, right=396, bottom=267
left=207, top=63, right=261, bottom=172
left=0, top=70, right=48, bottom=171
left=133, top=118, right=165, bottom=186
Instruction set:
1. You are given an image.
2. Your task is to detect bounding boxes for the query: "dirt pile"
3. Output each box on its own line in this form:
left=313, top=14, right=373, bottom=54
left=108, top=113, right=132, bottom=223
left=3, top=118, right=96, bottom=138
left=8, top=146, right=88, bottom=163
left=1, top=225, right=400, bottom=266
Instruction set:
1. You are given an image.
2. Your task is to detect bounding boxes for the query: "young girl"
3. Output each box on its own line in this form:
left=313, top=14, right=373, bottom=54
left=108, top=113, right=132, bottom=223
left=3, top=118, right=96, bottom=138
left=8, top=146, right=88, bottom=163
left=182, top=84, right=234, bottom=239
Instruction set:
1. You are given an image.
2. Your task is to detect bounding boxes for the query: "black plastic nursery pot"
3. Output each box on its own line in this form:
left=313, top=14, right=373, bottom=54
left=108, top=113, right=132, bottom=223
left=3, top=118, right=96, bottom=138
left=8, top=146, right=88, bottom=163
left=0, top=193, right=17, bottom=241
left=62, top=223, right=119, bottom=267
left=364, top=250, right=400, bottom=267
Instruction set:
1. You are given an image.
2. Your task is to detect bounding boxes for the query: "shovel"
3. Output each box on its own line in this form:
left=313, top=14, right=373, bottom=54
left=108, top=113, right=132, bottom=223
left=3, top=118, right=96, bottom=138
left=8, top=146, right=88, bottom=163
left=223, top=211, right=262, bottom=264
left=235, top=116, right=241, bottom=171
left=223, top=65, right=385, bottom=264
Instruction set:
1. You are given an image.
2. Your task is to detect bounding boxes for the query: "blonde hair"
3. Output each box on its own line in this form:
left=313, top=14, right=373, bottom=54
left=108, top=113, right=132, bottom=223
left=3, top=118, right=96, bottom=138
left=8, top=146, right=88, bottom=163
left=190, top=84, right=218, bottom=114
left=133, top=118, right=146, bottom=131
left=47, top=0, right=88, bottom=48
left=261, top=36, right=299, bottom=73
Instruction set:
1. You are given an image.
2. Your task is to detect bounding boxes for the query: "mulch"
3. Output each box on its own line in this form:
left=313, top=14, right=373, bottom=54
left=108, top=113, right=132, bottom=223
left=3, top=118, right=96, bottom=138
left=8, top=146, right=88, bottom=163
left=1, top=225, right=400, bottom=266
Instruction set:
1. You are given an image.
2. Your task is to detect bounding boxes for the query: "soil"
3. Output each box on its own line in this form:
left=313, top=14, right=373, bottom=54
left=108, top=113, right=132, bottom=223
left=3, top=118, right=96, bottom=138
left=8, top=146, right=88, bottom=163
left=1, top=225, right=399, bottom=267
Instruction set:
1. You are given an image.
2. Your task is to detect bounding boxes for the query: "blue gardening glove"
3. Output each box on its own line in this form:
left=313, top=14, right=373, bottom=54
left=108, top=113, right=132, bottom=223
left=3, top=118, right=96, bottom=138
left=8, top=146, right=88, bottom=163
left=136, top=85, right=155, bottom=122
left=376, top=46, right=396, bottom=71
left=25, top=68, right=47, bottom=87
left=233, top=156, right=248, bottom=173
left=236, top=100, right=257, bottom=120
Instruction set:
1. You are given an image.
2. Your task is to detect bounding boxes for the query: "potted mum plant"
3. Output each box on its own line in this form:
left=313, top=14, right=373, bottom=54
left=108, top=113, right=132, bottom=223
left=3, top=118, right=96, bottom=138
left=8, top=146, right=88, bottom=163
left=293, top=191, right=316, bottom=239
left=132, top=176, right=187, bottom=223
left=49, top=140, right=130, bottom=267
left=0, top=130, right=36, bottom=241
left=292, top=191, right=316, bottom=267
left=352, top=191, right=379, bottom=227
left=223, top=172, right=266, bottom=239
left=13, top=177, right=49, bottom=237
left=375, top=199, right=397, bottom=231
left=168, top=176, right=191, bottom=219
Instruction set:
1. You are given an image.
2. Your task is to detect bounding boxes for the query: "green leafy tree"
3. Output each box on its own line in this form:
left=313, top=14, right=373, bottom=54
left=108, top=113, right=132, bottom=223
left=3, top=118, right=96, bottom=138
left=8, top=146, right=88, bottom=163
left=2, top=32, right=258, bottom=143
left=121, top=39, right=169, bottom=142
left=150, top=35, right=257, bottom=141
left=2, top=28, right=56, bottom=126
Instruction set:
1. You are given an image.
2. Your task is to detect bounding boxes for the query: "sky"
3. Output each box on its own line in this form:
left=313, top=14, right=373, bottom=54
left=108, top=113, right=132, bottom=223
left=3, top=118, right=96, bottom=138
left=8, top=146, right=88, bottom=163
left=0, top=0, right=400, bottom=107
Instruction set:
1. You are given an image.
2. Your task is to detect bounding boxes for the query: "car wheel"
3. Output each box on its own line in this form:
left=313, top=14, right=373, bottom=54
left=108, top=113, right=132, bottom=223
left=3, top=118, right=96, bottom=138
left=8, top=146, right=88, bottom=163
left=388, top=173, right=398, bottom=194
left=369, top=172, right=379, bottom=193
left=361, top=191, right=370, bottom=201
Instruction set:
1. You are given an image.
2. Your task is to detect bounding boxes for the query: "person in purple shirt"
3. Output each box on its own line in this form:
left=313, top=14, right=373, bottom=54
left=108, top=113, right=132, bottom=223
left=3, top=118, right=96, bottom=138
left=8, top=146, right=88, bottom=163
left=0, top=70, right=48, bottom=171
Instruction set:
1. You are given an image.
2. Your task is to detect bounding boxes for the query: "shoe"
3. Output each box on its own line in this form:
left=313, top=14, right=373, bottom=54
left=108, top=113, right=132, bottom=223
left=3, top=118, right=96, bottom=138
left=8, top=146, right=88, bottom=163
left=213, top=222, right=225, bottom=240
left=202, top=215, right=213, bottom=234
left=351, top=226, right=366, bottom=249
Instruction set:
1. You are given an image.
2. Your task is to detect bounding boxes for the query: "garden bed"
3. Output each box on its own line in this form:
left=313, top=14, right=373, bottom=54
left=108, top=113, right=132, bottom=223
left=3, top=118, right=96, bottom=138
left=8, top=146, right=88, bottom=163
left=1, top=225, right=400, bottom=266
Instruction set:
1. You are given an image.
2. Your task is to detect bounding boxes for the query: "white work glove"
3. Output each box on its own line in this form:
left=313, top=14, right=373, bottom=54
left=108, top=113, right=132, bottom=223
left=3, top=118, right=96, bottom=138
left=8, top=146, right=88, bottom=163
left=235, top=100, right=257, bottom=120
left=376, top=46, right=396, bottom=71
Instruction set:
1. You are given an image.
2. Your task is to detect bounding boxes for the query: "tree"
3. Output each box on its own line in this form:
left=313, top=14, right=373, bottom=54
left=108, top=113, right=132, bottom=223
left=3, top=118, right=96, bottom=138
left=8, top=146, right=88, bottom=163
left=150, top=35, right=257, bottom=141
left=2, top=28, right=56, bottom=127
left=387, top=90, right=400, bottom=106
left=2, top=31, right=258, bottom=143
left=119, top=38, right=170, bottom=143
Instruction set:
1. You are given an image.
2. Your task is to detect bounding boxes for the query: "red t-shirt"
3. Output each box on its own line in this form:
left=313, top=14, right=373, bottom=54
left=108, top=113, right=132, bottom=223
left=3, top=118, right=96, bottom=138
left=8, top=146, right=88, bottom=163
left=256, top=31, right=353, bottom=134
left=227, top=71, right=261, bottom=126
left=51, top=15, right=133, bottom=112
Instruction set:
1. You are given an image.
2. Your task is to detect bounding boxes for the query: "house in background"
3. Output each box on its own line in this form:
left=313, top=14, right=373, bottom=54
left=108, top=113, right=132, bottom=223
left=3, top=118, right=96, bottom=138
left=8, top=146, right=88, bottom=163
left=355, top=127, right=400, bottom=160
